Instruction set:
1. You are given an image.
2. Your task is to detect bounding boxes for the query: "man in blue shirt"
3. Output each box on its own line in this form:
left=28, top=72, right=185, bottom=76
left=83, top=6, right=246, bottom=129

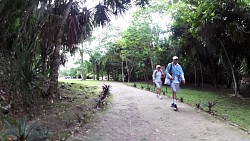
left=165, top=56, right=185, bottom=111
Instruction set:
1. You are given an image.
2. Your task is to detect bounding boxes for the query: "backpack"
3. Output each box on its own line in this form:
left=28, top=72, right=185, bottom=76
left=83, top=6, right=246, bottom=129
left=165, top=63, right=173, bottom=86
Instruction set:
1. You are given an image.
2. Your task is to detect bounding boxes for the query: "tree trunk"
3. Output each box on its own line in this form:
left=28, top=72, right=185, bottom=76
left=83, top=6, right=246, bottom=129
left=194, top=64, right=197, bottom=86
left=81, top=44, right=85, bottom=80
left=148, top=45, right=154, bottom=71
left=48, top=0, right=73, bottom=97
left=210, top=59, right=217, bottom=87
left=127, top=68, right=134, bottom=83
left=96, top=63, right=100, bottom=80
left=219, top=40, right=239, bottom=97
left=125, top=59, right=132, bottom=83
left=121, top=60, right=124, bottom=82
left=107, top=69, right=110, bottom=81
left=200, top=63, right=204, bottom=90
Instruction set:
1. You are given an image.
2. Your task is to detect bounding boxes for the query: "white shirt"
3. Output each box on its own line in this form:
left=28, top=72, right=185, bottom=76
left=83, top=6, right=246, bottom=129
left=152, top=70, right=162, bottom=82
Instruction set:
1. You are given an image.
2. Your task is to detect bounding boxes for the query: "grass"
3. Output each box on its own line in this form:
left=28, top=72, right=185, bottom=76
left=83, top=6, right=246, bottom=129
left=128, top=82, right=250, bottom=132
left=59, top=79, right=101, bottom=87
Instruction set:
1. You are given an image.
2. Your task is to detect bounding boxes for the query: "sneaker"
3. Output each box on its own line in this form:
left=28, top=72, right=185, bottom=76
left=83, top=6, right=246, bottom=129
left=156, top=94, right=159, bottom=97
left=170, top=103, right=174, bottom=107
left=159, top=96, right=162, bottom=99
left=173, top=104, right=178, bottom=111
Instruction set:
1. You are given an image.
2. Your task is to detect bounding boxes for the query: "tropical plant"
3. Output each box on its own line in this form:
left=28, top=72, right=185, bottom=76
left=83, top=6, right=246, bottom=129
left=3, top=117, right=48, bottom=141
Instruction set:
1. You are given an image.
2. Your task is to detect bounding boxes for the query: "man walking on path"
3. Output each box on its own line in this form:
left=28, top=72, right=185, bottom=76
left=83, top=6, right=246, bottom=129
left=165, top=56, right=185, bottom=110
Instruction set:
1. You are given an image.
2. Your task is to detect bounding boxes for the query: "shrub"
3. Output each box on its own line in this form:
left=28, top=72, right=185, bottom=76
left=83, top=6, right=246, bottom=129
left=96, top=84, right=111, bottom=109
left=133, top=83, right=137, bottom=87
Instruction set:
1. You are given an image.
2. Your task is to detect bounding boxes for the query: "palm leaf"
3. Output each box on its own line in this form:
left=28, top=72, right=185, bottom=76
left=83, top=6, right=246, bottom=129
left=4, top=120, right=19, bottom=137
left=135, top=0, right=149, bottom=7
left=104, top=0, right=130, bottom=16
left=25, top=122, right=38, bottom=138
left=78, top=7, right=93, bottom=40
left=21, top=117, right=27, bottom=137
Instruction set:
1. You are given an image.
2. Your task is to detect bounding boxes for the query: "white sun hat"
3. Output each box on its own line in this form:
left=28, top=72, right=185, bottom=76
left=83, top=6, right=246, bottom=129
left=173, top=56, right=179, bottom=60
left=156, top=65, right=161, bottom=69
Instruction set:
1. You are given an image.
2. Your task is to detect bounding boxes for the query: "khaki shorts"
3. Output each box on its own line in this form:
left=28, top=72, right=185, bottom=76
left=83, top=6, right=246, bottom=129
left=171, top=83, right=180, bottom=92
left=155, top=81, right=162, bottom=88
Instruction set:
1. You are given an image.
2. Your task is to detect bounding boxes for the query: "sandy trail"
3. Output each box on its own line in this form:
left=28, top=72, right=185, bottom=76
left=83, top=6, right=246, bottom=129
left=69, top=82, right=250, bottom=141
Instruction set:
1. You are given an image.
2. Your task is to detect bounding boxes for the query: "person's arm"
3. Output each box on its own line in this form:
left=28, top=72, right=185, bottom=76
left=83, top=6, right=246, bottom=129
left=179, top=66, right=185, bottom=84
left=152, top=70, right=156, bottom=82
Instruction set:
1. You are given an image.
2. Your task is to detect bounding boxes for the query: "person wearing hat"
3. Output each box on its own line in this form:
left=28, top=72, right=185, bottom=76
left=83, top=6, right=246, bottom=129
left=165, top=56, right=185, bottom=111
left=152, top=65, right=165, bottom=99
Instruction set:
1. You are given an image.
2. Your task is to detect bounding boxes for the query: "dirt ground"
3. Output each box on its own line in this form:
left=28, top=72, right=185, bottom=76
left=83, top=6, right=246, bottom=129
left=69, top=82, right=250, bottom=141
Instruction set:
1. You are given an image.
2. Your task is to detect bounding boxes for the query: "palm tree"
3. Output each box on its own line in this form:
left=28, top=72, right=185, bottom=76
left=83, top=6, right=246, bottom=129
left=0, top=0, right=150, bottom=100
left=46, top=0, right=149, bottom=97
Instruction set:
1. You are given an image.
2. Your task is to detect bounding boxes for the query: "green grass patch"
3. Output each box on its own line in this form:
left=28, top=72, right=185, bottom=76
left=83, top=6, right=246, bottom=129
left=129, top=82, right=250, bottom=131
left=59, top=79, right=101, bottom=87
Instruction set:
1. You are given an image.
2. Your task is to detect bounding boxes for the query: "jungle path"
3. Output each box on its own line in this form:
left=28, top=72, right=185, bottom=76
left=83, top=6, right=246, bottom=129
left=70, top=82, right=250, bottom=141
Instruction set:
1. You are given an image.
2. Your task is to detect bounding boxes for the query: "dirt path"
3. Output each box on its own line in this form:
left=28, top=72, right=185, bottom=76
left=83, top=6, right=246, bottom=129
left=69, top=82, right=250, bottom=141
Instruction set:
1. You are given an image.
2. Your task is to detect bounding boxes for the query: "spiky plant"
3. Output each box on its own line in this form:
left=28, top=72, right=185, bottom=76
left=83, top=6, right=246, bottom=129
left=4, top=118, right=37, bottom=141
left=180, top=97, right=184, bottom=102
left=207, top=102, right=217, bottom=114
left=133, top=83, right=137, bottom=87
left=163, top=91, right=166, bottom=95
left=195, top=103, right=201, bottom=109
left=96, top=84, right=111, bottom=109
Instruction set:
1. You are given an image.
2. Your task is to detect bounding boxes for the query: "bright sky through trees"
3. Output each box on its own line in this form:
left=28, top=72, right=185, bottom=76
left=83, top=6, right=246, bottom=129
left=60, top=0, right=172, bottom=70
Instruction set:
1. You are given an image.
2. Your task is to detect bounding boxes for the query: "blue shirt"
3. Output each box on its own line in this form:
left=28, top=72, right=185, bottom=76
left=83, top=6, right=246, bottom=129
left=165, top=62, right=185, bottom=83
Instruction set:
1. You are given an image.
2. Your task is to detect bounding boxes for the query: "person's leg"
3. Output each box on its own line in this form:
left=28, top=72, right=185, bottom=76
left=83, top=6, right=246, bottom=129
left=173, top=84, right=180, bottom=110
left=155, top=82, right=160, bottom=97
left=170, top=83, right=176, bottom=106
left=158, top=82, right=162, bottom=99
left=158, top=88, right=162, bottom=99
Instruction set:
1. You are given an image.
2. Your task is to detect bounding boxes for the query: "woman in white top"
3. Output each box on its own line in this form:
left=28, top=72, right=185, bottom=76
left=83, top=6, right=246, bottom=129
left=152, top=65, right=164, bottom=99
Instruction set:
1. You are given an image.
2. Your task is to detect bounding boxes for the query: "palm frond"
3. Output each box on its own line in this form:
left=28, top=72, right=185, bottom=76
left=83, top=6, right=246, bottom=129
left=104, top=0, right=131, bottom=16
left=135, top=0, right=149, bottom=7
left=78, top=7, right=93, bottom=40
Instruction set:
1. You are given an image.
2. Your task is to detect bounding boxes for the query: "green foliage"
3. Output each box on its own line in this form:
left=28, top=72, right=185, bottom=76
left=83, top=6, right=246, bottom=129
left=3, top=117, right=48, bottom=141
left=11, top=42, right=44, bottom=109
left=168, top=0, right=250, bottom=91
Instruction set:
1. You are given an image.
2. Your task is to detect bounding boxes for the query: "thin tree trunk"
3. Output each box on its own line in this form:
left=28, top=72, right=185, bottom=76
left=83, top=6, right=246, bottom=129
left=149, top=51, right=154, bottom=71
left=219, top=40, right=239, bottom=97
left=121, top=60, right=124, bottom=82
left=107, top=69, right=110, bottom=81
left=200, top=63, right=204, bottom=90
left=48, top=0, right=73, bottom=97
left=81, top=44, right=85, bottom=80
left=127, top=68, right=134, bottom=83
left=194, top=64, right=197, bottom=86
left=211, top=60, right=217, bottom=87
left=96, top=63, right=99, bottom=80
